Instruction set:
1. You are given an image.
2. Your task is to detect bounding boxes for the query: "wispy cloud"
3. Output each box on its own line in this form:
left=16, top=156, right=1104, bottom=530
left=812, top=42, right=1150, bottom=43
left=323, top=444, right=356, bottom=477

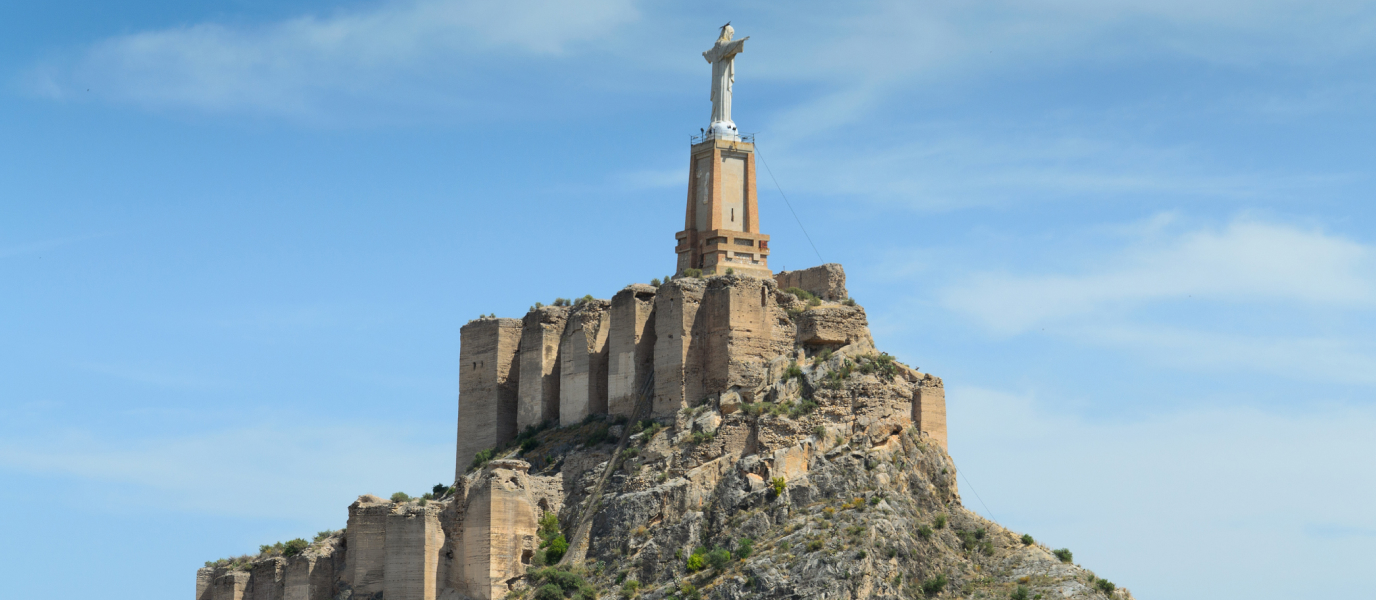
left=0, top=423, right=451, bottom=519
left=28, top=0, right=639, bottom=117
left=948, top=385, right=1376, bottom=599
left=942, top=217, right=1376, bottom=333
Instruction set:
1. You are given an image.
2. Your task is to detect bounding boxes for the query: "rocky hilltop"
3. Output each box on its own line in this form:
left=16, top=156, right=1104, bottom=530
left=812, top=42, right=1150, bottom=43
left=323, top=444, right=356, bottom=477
left=197, top=266, right=1133, bottom=600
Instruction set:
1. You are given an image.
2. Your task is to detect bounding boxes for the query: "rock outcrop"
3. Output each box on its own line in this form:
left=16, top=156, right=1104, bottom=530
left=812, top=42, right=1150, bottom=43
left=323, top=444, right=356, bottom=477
left=196, top=265, right=1131, bottom=600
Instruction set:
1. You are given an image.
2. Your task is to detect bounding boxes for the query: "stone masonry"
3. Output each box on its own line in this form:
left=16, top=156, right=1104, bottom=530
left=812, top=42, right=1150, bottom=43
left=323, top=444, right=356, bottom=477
left=456, top=318, right=522, bottom=479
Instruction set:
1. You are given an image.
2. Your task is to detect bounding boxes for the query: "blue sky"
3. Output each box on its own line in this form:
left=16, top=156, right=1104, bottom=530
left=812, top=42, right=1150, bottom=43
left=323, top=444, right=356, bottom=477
left=3, top=1, right=1375, bottom=598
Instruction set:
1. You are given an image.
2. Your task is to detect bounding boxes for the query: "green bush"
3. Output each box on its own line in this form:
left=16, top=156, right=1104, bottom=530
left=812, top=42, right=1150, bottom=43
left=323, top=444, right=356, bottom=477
left=470, top=448, right=496, bottom=470
left=934, top=514, right=947, bottom=529
left=544, top=535, right=568, bottom=563
left=584, top=425, right=610, bottom=446
left=391, top=492, right=411, bottom=503
left=782, top=361, right=804, bottom=381
left=856, top=549, right=867, bottom=559
left=1011, top=585, right=1030, bottom=600
left=684, top=268, right=703, bottom=278
left=282, top=538, right=309, bottom=557
left=522, top=437, right=540, bottom=453
left=650, top=278, right=660, bottom=286
left=619, top=579, right=639, bottom=598
left=1095, top=578, right=1115, bottom=593
left=689, top=429, right=716, bottom=444
left=770, top=477, right=787, bottom=497
left=842, top=298, right=856, bottom=306
left=725, top=267, right=734, bottom=275
left=807, top=297, right=821, bottom=307
left=812, top=425, right=826, bottom=438
left=707, top=548, right=732, bottom=570
left=917, top=525, right=933, bottom=540
left=679, top=582, right=701, bottom=600
left=1053, top=548, right=1073, bottom=563
left=535, top=584, right=564, bottom=600
left=432, top=483, right=449, bottom=497
left=806, top=539, right=823, bottom=552
left=313, top=530, right=336, bottom=542
left=784, top=287, right=817, bottom=302
left=920, top=574, right=948, bottom=596
left=735, top=537, right=753, bottom=560
left=1021, top=533, right=1034, bottom=546
left=686, top=551, right=706, bottom=572
left=787, top=399, right=818, bottom=418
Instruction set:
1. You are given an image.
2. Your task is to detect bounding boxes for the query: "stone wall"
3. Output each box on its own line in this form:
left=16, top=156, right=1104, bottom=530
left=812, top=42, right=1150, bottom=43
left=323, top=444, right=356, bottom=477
left=518, top=307, right=568, bottom=431
left=460, top=461, right=543, bottom=600
left=284, top=552, right=334, bottom=600
left=608, top=285, right=657, bottom=418
left=212, top=571, right=250, bottom=600
left=653, top=279, right=705, bottom=418
left=249, top=559, right=284, bottom=600
left=456, top=318, right=523, bottom=479
left=345, top=495, right=390, bottom=596
left=384, top=506, right=445, bottom=600
left=775, top=263, right=847, bottom=301
left=913, top=377, right=948, bottom=451
left=560, top=301, right=610, bottom=425
left=699, top=276, right=794, bottom=401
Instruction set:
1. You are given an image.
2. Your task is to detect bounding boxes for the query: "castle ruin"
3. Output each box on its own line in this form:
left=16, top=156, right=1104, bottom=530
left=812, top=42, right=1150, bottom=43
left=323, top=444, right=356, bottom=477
left=196, top=26, right=948, bottom=600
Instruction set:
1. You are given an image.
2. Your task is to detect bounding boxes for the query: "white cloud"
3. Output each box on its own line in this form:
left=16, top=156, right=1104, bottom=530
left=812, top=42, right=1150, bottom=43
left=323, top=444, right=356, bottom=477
left=33, top=0, right=639, bottom=116
left=948, top=385, right=1376, bottom=599
left=0, top=422, right=452, bottom=520
left=942, top=218, right=1376, bottom=334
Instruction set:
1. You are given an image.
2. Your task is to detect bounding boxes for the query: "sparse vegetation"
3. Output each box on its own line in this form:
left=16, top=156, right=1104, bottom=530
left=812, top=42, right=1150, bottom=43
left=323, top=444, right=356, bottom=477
left=782, top=360, right=804, bottom=382
left=735, top=537, right=753, bottom=560
left=920, top=574, right=948, bottom=596
left=856, top=352, right=899, bottom=381
left=706, top=547, right=732, bottom=570
left=281, top=538, right=309, bottom=557
left=1095, top=578, right=1115, bottom=593
left=313, top=530, right=337, bottom=543
left=1012, top=585, right=1030, bottom=600
left=917, top=525, right=933, bottom=540
left=390, top=492, right=411, bottom=503
left=784, top=287, right=817, bottom=302
left=770, top=477, right=787, bottom=497
left=812, top=425, right=826, bottom=438
left=934, top=514, right=947, bottom=529
left=1054, top=548, right=1073, bottom=563
left=471, top=448, right=496, bottom=470
left=684, top=268, right=703, bottom=278
left=688, top=429, right=716, bottom=444
left=527, top=566, right=596, bottom=600
left=619, top=579, right=639, bottom=598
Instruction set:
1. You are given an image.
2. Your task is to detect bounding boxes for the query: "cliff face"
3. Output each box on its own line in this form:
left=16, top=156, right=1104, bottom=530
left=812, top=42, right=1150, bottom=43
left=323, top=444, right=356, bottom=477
left=196, top=266, right=1132, bottom=600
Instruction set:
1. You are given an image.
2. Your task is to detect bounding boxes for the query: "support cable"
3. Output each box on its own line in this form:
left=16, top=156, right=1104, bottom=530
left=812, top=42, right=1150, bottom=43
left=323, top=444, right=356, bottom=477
left=753, top=139, right=826, bottom=265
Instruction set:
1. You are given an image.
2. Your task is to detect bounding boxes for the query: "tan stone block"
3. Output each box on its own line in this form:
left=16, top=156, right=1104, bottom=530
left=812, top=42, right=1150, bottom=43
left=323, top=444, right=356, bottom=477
left=285, top=553, right=333, bottom=600
left=212, top=571, right=250, bottom=600
left=249, top=559, right=284, bottom=600
left=774, top=263, right=847, bottom=301
left=794, top=305, right=874, bottom=348
left=560, top=300, right=611, bottom=425
left=457, top=318, right=523, bottom=480
left=652, top=279, right=705, bottom=418
left=346, top=496, right=391, bottom=597
left=914, top=379, right=947, bottom=451
left=518, top=307, right=568, bottom=432
left=385, top=506, right=445, bottom=600
left=608, top=285, right=657, bottom=418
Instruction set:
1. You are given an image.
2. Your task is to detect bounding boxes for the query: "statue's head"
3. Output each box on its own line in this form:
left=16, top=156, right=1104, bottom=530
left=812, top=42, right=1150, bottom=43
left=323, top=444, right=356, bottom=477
left=717, top=22, right=734, bottom=43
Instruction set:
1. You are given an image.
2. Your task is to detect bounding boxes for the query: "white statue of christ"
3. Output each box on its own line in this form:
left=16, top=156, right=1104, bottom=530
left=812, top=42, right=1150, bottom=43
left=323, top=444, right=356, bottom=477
left=703, top=23, right=748, bottom=139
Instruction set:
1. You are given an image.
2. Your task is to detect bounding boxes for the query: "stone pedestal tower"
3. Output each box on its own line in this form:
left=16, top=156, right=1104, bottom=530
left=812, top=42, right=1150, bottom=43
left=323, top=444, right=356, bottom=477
left=674, top=138, right=771, bottom=278
left=675, top=24, right=771, bottom=278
